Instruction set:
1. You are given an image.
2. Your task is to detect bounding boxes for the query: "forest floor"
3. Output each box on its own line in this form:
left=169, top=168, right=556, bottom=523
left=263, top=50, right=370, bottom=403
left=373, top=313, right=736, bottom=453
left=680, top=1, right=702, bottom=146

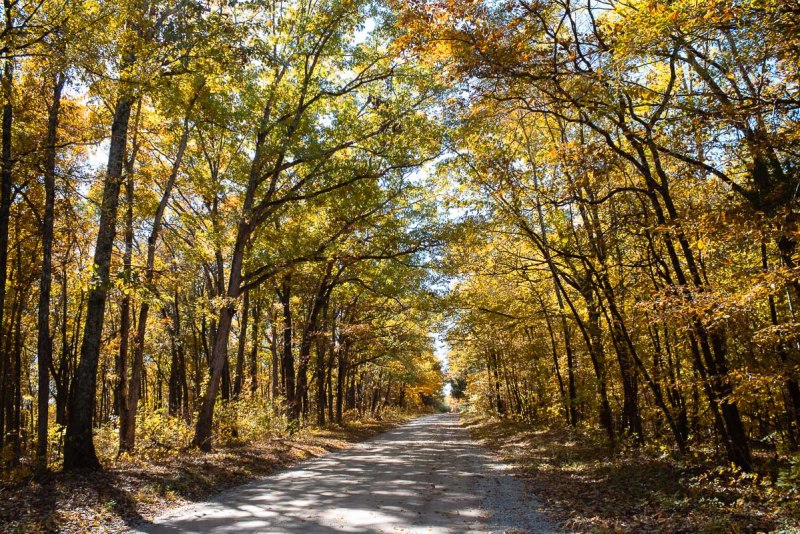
left=0, top=415, right=413, bottom=533
left=464, top=414, right=800, bottom=533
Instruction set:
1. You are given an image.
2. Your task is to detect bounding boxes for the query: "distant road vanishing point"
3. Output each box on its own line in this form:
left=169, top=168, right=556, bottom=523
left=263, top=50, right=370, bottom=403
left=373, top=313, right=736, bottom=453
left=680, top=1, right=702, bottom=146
left=135, top=414, right=554, bottom=533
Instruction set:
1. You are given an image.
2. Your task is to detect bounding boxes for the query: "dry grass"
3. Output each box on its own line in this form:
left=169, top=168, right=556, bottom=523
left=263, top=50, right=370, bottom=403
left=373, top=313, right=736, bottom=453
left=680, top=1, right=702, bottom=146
left=463, top=415, right=800, bottom=533
left=0, top=415, right=412, bottom=533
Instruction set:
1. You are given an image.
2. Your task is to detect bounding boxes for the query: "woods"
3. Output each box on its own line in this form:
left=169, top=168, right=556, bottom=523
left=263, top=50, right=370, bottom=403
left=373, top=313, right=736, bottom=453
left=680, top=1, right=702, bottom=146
left=1, top=0, right=799, bottom=529
left=0, top=0, right=444, bottom=475
left=405, top=0, right=800, bottom=476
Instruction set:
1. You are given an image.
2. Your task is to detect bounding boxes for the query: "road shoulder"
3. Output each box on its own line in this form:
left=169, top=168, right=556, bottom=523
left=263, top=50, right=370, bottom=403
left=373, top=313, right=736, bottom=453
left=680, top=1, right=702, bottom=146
left=0, top=415, right=415, bottom=533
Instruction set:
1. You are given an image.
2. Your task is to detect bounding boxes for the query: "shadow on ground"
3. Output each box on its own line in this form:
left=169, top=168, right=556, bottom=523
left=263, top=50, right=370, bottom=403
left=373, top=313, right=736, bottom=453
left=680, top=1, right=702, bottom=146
left=0, top=419, right=403, bottom=532
left=467, top=416, right=790, bottom=533
left=136, top=414, right=551, bottom=534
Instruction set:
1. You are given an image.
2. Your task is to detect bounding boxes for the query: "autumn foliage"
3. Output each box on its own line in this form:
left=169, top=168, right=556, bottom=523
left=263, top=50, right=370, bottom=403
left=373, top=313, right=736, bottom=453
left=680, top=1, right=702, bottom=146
left=0, top=0, right=444, bottom=478
left=0, top=0, right=799, bottom=529
left=404, top=0, right=799, bottom=478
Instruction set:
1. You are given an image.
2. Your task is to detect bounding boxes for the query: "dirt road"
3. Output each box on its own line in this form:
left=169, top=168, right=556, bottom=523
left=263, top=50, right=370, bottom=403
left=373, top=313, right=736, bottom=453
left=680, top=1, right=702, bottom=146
left=135, top=414, right=554, bottom=533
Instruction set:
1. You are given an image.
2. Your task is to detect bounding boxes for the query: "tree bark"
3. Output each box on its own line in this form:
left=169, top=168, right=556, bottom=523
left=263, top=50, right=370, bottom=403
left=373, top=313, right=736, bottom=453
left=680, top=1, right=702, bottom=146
left=191, top=173, right=254, bottom=449
left=233, top=290, right=249, bottom=398
left=311, top=346, right=325, bottom=423
left=248, top=298, right=261, bottom=397
left=295, top=265, right=331, bottom=422
left=0, top=30, right=14, bottom=454
left=116, top=102, right=139, bottom=453
left=269, top=308, right=279, bottom=401
left=35, top=72, right=65, bottom=470
left=63, top=90, right=135, bottom=470
left=279, top=276, right=296, bottom=419
left=335, top=342, right=347, bottom=424
left=167, top=295, right=186, bottom=417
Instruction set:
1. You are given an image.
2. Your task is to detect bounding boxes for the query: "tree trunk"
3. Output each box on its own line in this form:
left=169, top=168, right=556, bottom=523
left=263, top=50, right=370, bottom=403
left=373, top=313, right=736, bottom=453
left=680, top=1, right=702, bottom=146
left=315, top=319, right=328, bottom=425
left=528, top=164, right=578, bottom=426
left=583, top=289, right=614, bottom=444
left=249, top=298, right=261, bottom=397
left=35, top=72, right=65, bottom=470
left=10, top=273, right=23, bottom=466
left=168, top=292, right=189, bottom=418
left=54, top=265, right=76, bottom=427
left=652, top=162, right=751, bottom=468
left=0, top=39, right=14, bottom=455
left=763, top=243, right=800, bottom=447
left=326, top=327, right=335, bottom=424
left=295, top=270, right=331, bottom=422
left=192, top=303, right=234, bottom=449
left=221, top=358, right=232, bottom=401
left=120, top=102, right=191, bottom=451
left=191, top=154, right=256, bottom=448
left=279, top=276, right=296, bottom=419
left=117, top=101, right=142, bottom=454
left=335, top=341, right=347, bottom=424
left=64, top=90, right=135, bottom=471
left=269, top=309, right=278, bottom=401
left=233, top=290, right=249, bottom=398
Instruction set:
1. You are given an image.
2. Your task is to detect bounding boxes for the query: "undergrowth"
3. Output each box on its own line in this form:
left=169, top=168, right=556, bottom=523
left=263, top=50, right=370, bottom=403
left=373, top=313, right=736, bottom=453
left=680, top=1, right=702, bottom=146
left=463, top=414, right=800, bottom=533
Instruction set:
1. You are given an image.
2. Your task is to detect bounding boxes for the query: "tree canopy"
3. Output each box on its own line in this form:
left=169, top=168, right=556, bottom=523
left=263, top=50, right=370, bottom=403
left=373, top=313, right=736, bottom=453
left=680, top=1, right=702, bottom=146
left=0, top=0, right=798, bottom=491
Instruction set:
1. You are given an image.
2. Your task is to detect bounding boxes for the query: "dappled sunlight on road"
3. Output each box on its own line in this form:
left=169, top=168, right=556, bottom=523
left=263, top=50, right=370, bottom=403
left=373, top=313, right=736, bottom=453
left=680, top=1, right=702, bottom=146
left=135, top=414, right=551, bottom=533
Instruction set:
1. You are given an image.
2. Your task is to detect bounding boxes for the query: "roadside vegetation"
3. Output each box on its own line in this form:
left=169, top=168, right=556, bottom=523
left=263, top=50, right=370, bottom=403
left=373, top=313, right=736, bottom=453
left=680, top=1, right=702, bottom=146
left=0, top=0, right=799, bottom=531
left=1, top=412, right=416, bottom=532
left=462, top=413, right=799, bottom=533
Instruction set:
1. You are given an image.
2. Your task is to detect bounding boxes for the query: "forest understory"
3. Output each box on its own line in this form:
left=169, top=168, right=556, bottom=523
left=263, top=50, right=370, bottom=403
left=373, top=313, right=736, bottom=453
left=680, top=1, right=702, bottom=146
left=464, top=414, right=800, bottom=533
left=0, top=414, right=414, bottom=533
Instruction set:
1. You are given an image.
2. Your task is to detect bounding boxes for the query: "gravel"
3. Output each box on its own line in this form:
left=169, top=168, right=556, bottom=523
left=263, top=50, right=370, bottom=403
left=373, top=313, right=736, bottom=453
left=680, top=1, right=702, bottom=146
left=133, top=413, right=556, bottom=533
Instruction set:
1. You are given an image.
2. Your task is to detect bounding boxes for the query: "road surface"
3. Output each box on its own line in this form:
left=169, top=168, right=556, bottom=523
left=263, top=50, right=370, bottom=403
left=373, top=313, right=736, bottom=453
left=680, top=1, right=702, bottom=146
left=135, top=413, right=554, bottom=533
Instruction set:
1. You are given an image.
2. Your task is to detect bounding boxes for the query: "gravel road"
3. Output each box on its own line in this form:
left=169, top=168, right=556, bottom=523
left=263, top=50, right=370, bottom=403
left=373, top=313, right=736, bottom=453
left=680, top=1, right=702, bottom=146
left=134, top=413, right=555, bottom=533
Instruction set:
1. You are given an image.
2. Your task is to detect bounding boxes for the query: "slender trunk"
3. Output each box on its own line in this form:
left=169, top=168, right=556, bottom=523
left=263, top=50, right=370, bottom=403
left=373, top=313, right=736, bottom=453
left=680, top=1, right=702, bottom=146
left=0, top=34, right=14, bottom=454
left=315, top=303, right=330, bottom=426
left=191, top=166, right=255, bottom=449
left=64, top=89, right=135, bottom=470
left=117, top=101, right=142, bottom=453
left=117, top=138, right=136, bottom=453
left=592, top=276, right=643, bottom=441
left=221, top=358, right=231, bottom=401
left=335, top=342, right=347, bottom=424
left=249, top=299, right=260, bottom=396
left=529, top=166, right=578, bottom=426
left=168, top=294, right=187, bottom=417
left=561, top=317, right=578, bottom=426
left=121, top=104, right=191, bottom=451
left=540, top=303, right=567, bottom=423
left=54, top=265, right=75, bottom=426
left=656, top=176, right=750, bottom=468
left=233, top=290, right=249, bottom=398
left=584, top=289, right=615, bottom=444
left=279, top=276, right=296, bottom=418
left=489, top=348, right=504, bottom=415
left=763, top=243, right=800, bottom=446
left=326, top=326, right=335, bottom=423
left=296, top=270, right=330, bottom=422
left=35, top=72, right=65, bottom=470
left=192, top=303, right=234, bottom=449
left=168, top=316, right=181, bottom=416
left=347, top=369, right=356, bottom=411
left=573, top=196, right=615, bottom=443
left=10, top=273, right=23, bottom=466
left=268, top=310, right=278, bottom=401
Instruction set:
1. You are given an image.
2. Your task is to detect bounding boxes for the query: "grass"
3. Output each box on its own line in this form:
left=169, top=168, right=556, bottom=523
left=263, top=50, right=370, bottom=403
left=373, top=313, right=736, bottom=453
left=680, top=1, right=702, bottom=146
left=0, top=414, right=413, bottom=533
left=462, top=415, right=800, bottom=533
